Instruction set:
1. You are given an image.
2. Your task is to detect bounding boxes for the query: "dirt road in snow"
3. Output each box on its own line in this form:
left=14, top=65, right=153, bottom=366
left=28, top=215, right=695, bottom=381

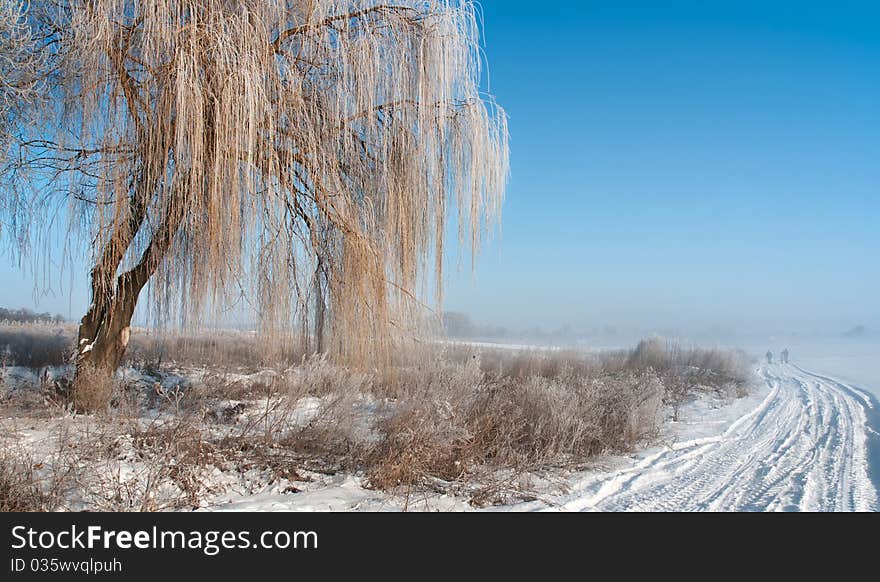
left=554, top=364, right=880, bottom=512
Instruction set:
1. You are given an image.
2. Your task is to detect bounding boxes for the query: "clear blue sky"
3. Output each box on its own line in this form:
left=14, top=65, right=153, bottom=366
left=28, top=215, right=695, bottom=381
left=442, top=0, right=880, bottom=335
left=2, top=0, right=879, bottom=337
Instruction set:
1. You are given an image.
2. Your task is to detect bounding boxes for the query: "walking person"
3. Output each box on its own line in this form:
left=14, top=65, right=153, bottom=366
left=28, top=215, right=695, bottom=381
left=766, top=350, right=773, bottom=364
left=781, top=348, right=790, bottom=364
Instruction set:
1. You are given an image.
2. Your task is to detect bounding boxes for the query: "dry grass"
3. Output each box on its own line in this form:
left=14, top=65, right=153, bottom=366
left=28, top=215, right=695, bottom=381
left=0, top=328, right=753, bottom=509
left=124, top=330, right=307, bottom=372
left=0, top=324, right=74, bottom=368
left=357, top=353, right=665, bottom=493
left=0, top=324, right=305, bottom=372
left=283, top=340, right=750, bottom=496
left=69, top=363, right=116, bottom=414
left=0, top=453, right=52, bottom=511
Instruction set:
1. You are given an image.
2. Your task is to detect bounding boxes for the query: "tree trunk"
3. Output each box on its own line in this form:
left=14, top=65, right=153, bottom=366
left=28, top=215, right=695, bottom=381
left=73, top=280, right=142, bottom=412
left=72, top=192, right=184, bottom=412
left=314, top=258, right=326, bottom=354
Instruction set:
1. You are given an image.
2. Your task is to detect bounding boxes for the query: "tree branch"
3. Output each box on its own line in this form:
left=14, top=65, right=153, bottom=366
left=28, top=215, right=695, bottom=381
left=272, top=4, right=419, bottom=53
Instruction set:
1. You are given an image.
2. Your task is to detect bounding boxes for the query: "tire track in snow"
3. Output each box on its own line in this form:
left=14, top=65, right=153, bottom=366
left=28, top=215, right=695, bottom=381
left=553, top=364, right=879, bottom=512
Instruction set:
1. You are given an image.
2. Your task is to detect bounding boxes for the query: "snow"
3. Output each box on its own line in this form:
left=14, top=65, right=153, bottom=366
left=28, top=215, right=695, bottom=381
left=527, top=364, right=878, bottom=511
left=197, top=363, right=879, bottom=512
left=205, top=473, right=471, bottom=512
left=1, top=366, right=39, bottom=389
left=783, top=340, right=880, bottom=400
left=436, top=339, right=563, bottom=352
left=3, top=351, right=877, bottom=512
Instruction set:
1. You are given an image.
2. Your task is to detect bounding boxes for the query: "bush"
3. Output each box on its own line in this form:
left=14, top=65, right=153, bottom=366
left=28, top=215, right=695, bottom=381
left=350, top=340, right=750, bottom=492
left=0, top=454, right=50, bottom=511
left=0, top=331, right=753, bottom=507
left=69, top=364, right=117, bottom=414
left=362, top=356, right=666, bottom=491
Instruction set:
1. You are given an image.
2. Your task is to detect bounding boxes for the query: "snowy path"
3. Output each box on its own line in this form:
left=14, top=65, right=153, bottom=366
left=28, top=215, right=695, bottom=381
left=550, top=364, right=879, bottom=512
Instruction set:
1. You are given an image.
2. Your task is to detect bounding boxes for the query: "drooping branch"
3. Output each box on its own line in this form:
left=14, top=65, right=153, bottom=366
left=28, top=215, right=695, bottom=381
left=272, top=4, right=420, bottom=53
left=11, top=0, right=508, bottom=374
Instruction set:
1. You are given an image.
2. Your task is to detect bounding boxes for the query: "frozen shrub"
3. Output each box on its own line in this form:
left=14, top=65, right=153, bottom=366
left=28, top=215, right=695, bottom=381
left=0, top=324, right=74, bottom=368
left=0, top=453, right=50, bottom=511
left=0, top=331, right=753, bottom=507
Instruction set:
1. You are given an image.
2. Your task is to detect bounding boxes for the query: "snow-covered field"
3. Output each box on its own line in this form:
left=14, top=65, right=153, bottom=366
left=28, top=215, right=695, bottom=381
left=783, top=341, right=880, bottom=400
left=203, top=363, right=880, bottom=512
left=3, top=342, right=877, bottom=512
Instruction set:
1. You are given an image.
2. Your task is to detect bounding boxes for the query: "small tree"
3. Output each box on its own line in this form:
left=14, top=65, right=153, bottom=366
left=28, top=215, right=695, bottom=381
left=3, top=1, right=508, bottom=410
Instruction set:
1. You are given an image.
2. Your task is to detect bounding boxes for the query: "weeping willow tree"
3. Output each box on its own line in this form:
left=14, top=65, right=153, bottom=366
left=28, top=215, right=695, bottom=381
left=3, top=0, right=508, bottom=410
left=1, top=0, right=45, bottom=166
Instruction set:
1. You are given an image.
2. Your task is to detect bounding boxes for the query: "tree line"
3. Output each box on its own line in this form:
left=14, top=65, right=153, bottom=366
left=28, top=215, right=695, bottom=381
left=0, top=307, right=65, bottom=324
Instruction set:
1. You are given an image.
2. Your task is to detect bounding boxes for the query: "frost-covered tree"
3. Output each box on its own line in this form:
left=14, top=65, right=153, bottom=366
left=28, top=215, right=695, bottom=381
left=3, top=1, right=508, bottom=410
left=0, top=0, right=47, bottom=173
left=0, top=0, right=43, bottom=151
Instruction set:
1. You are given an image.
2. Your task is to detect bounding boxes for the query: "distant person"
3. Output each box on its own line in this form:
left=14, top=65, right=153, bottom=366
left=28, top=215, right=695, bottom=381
left=766, top=350, right=773, bottom=364
left=781, top=348, right=790, bottom=364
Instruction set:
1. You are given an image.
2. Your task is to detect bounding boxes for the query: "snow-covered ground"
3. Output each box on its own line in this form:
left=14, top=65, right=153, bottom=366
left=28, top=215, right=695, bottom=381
left=526, top=364, right=878, bottom=511
left=202, top=362, right=879, bottom=512
left=783, top=340, right=880, bottom=400
left=3, top=348, right=877, bottom=512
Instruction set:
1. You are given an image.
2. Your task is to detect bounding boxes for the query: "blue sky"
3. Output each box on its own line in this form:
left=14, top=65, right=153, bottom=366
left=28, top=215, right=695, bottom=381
left=442, top=0, right=880, bottom=335
left=2, top=0, right=879, bottom=337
